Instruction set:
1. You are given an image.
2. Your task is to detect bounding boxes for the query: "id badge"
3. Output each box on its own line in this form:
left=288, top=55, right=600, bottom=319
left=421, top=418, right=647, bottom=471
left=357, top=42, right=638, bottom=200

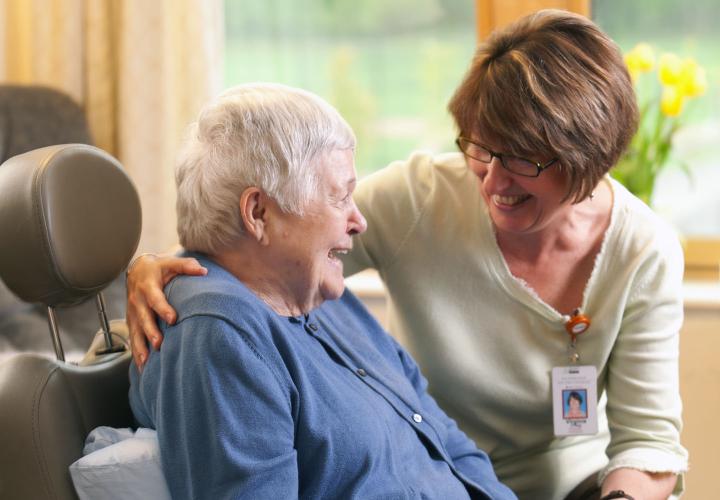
left=552, top=365, right=598, bottom=436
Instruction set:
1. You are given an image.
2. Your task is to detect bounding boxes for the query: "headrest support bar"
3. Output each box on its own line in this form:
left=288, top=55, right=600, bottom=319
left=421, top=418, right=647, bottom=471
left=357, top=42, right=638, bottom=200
left=46, top=306, right=65, bottom=361
left=95, top=292, right=126, bottom=355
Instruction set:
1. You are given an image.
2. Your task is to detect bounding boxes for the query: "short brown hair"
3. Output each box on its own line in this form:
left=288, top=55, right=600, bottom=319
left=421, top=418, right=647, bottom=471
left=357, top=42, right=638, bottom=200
left=448, top=9, right=638, bottom=202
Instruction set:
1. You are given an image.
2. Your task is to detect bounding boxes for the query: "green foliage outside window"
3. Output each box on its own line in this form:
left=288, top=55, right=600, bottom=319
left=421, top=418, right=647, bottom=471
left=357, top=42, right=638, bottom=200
left=224, top=0, right=476, bottom=175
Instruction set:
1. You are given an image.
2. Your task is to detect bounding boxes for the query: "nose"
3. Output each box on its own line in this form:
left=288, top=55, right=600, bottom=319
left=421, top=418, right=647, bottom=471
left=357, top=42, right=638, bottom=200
left=481, top=156, right=513, bottom=191
left=348, top=200, right=367, bottom=236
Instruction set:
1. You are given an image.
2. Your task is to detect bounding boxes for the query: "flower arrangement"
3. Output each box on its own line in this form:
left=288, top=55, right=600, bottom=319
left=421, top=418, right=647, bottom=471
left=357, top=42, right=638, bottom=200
left=612, top=43, right=708, bottom=204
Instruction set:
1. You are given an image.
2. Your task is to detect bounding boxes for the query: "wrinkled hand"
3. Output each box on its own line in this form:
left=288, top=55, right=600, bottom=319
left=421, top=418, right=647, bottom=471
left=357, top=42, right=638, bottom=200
left=126, top=254, right=207, bottom=369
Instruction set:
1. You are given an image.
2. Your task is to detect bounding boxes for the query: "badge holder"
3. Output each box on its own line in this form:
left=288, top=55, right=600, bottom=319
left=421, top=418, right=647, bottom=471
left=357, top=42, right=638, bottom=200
left=552, top=310, right=598, bottom=436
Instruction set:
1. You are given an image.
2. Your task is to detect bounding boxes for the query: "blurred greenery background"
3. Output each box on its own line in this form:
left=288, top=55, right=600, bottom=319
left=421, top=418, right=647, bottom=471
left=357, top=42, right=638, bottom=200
left=224, top=0, right=719, bottom=234
left=224, top=0, right=475, bottom=176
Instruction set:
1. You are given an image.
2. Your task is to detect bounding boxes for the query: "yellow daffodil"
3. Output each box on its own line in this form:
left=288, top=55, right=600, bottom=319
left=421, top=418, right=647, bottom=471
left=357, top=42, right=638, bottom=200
left=678, top=58, right=708, bottom=98
left=614, top=43, right=710, bottom=205
left=661, top=85, right=684, bottom=117
left=658, top=53, right=683, bottom=86
left=625, top=43, right=655, bottom=81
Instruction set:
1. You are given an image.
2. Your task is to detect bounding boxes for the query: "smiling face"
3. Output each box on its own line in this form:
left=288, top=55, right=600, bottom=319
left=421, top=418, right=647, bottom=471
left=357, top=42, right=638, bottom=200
left=465, top=137, right=572, bottom=237
left=569, top=396, right=581, bottom=412
left=266, top=148, right=367, bottom=313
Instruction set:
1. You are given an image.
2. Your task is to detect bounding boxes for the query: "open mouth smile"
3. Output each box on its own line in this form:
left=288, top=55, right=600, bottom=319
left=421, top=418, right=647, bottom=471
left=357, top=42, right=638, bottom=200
left=492, top=194, right=532, bottom=207
left=328, top=248, right=349, bottom=261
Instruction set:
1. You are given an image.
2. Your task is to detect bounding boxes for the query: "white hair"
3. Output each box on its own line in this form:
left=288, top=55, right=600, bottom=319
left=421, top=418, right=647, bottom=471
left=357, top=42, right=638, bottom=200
left=175, top=83, right=356, bottom=254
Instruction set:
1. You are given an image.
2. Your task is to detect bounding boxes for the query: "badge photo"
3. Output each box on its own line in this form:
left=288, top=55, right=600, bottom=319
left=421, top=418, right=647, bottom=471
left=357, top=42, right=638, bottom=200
left=562, top=389, right=588, bottom=420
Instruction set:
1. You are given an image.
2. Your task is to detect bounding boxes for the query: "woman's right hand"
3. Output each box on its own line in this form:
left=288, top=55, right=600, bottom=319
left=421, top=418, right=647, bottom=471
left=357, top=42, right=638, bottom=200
left=126, top=253, right=208, bottom=369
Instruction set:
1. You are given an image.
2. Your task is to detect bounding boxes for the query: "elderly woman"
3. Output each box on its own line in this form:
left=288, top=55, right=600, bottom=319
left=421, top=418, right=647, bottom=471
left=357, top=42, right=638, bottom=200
left=128, top=83, right=515, bottom=500
left=128, top=11, right=688, bottom=500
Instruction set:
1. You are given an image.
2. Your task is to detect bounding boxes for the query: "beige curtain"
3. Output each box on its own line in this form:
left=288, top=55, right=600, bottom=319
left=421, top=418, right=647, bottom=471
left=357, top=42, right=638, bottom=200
left=0, top=0, right=224, bottom=252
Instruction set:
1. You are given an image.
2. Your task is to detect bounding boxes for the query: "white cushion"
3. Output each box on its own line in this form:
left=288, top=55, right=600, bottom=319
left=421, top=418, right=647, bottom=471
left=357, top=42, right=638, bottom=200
left=69, top=426, right=171, bottom=500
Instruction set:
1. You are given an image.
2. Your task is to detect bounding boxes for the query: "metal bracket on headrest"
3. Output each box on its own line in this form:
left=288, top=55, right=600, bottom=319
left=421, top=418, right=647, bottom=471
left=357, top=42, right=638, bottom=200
left=46, top=306, right=66, bottom=362
left=45, top=292, right=127, bottom=362
left=95, top=292, right=126, bottom=355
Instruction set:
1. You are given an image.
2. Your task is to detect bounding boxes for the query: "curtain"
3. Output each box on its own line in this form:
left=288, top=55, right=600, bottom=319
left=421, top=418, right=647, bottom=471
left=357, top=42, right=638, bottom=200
left=0, top=0, right=224, bottom=252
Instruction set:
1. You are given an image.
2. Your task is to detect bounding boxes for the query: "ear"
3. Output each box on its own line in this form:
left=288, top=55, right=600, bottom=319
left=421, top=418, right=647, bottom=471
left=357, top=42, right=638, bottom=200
left=239, top=187, right=270, bottom=245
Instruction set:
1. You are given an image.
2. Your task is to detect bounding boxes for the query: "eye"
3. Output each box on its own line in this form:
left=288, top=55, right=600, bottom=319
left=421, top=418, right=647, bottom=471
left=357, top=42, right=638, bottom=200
left=340, top=191, right=352, bottom=204
left=330, top=192, right=351, bottom=209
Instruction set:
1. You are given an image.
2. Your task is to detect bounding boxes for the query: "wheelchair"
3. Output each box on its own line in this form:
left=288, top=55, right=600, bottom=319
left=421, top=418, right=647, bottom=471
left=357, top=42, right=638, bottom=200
left=0, top=143, right=141, bottom=499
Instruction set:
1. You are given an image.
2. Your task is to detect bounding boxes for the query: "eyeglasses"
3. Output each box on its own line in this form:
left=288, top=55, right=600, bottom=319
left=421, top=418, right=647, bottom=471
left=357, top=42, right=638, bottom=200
left=455, top=136, right=558, bottom=178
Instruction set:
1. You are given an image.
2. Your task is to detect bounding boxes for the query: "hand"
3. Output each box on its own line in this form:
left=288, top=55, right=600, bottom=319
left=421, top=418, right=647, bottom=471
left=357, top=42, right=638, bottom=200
left=126, top=253, right=207, bottom=369
left=601, top=468, right=677, bottom=500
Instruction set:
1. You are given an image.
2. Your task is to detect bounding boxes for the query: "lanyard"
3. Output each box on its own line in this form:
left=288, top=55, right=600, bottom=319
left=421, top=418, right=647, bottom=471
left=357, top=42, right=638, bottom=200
left=563, top=309, right=591, bottom=363
left=553, top=309, right=598, bottom=437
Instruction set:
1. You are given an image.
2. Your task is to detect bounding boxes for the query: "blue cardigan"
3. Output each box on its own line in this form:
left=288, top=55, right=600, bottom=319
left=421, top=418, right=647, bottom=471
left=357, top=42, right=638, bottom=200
left=129, top=254, right=515, bottom=500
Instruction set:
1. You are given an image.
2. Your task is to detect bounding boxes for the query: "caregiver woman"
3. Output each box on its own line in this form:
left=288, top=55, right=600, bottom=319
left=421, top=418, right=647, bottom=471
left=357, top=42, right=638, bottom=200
left=126, top=10, right=688, bottom=500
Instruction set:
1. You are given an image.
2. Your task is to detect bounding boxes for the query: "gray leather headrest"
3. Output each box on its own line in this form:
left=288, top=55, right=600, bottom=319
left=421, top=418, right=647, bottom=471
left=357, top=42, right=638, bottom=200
left=0, top=144, right=141, bottom=306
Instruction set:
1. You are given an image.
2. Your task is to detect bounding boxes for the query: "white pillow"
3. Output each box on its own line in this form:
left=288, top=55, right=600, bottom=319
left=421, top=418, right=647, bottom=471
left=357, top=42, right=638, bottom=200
left=69, top=426, right=171, bottom=500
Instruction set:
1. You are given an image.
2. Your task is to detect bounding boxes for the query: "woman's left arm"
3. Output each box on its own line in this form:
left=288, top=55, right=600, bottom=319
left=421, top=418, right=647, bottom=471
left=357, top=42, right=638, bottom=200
left=601, top=468, right=676, bottom=499
left=602, top=229, right=688, bottom=498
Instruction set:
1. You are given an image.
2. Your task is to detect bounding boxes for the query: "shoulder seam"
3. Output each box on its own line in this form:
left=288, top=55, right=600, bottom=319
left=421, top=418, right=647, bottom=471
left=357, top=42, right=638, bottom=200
left=179, top=313, right=294, bottom=409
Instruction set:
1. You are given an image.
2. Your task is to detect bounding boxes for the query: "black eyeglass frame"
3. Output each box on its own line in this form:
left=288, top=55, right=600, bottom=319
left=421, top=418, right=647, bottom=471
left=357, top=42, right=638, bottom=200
left=455, top=136, right=558, bottom=178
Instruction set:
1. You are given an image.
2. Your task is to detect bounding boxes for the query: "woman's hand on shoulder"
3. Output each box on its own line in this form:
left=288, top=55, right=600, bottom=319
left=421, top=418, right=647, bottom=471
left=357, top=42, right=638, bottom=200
left=126, top=253, right=207, bottom=368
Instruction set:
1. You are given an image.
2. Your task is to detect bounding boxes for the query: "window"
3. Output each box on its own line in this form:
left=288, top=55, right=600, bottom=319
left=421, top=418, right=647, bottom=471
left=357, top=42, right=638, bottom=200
left=594, top=0, right=720, bottom=240
left=223, top=0, right=719, bottom=279
left=224, top=0, right=476, bottom=176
